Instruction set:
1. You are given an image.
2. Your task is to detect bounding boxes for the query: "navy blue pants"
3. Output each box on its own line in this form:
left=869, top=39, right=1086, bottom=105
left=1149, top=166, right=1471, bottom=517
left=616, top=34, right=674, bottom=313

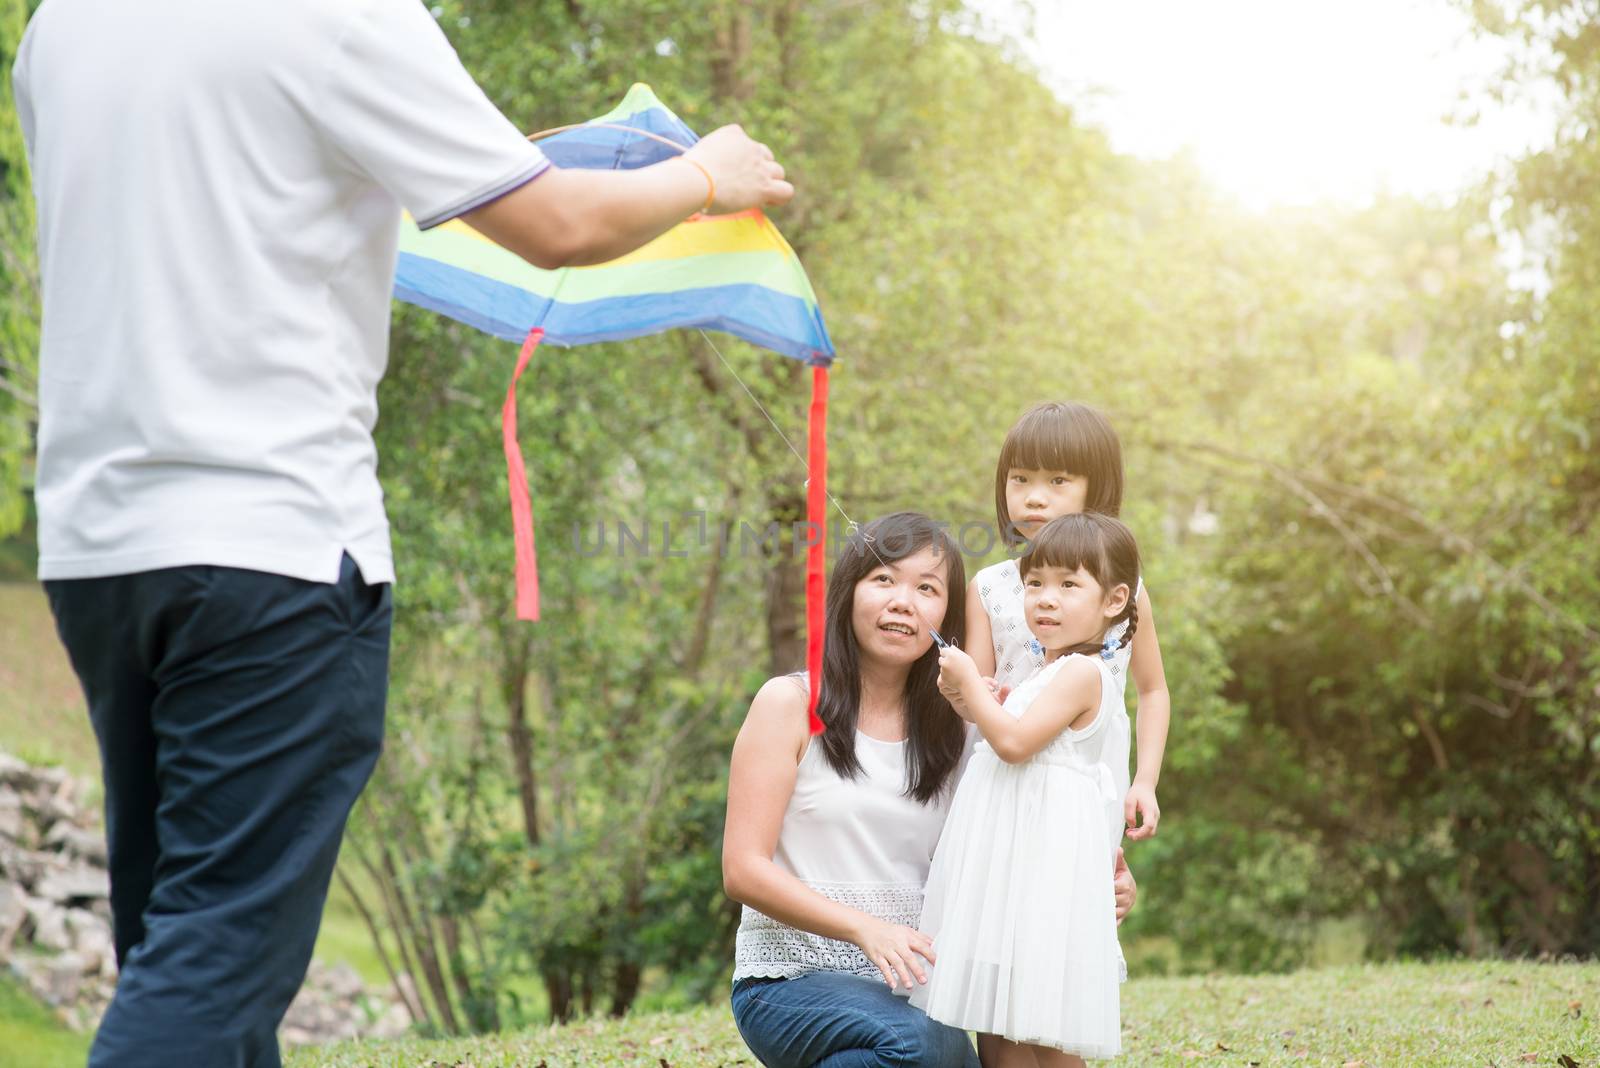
left=46, top=554, right=390, bottom=1068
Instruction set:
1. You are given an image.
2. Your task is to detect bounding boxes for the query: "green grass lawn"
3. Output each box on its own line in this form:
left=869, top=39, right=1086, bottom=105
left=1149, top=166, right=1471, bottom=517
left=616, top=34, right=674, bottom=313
left=5, top=959, right=1593, bottom=1067
left=282, top=959, right=1596, bottom=1067
left=0, top=582, right=99, bottom=777
left=0, top=976, right=92, bottom=1068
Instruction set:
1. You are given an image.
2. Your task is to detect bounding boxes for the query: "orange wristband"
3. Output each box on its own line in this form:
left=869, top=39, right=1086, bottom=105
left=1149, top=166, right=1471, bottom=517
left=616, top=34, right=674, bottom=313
left=678, top=156, right=715, bottom=214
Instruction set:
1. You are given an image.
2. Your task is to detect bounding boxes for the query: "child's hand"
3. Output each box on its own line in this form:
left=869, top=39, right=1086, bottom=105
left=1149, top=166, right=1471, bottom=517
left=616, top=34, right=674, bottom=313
left=939, top=673, right=1005, bottom=721
left=1125, top=782, right=1160, bottom=839
left=938, top=674, right=973, bottom=720
left=936, top=646, right=979, bottom=694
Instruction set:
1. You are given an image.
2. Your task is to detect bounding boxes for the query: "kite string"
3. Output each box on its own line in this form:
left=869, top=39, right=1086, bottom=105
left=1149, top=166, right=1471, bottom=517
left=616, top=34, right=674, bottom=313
left=694, top=331, right=943, bottom=643
left=696, top=329, right=857, bottom=529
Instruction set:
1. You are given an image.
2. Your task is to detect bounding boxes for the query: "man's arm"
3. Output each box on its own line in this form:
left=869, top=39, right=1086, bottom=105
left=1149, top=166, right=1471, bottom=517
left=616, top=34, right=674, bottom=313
left=464, top=125, right=792, bottom=269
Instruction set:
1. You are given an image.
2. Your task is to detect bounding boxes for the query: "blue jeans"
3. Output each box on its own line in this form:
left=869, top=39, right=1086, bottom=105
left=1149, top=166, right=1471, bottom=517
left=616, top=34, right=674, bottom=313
left=46, top=553, right=391, bottom=1068
left=732, top=974, right=980, bottom=1068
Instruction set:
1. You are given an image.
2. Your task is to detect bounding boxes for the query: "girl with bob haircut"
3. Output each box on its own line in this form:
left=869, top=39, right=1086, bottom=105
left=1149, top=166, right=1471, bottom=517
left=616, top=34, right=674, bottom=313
left=919, top=512, right=1145, bottom=1063
left=967, top=401, right=1170, bottom=846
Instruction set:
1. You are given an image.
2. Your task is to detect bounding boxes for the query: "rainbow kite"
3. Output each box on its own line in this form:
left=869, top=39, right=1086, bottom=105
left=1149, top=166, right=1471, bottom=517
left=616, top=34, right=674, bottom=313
left=393, top=84, right=834, bottom=731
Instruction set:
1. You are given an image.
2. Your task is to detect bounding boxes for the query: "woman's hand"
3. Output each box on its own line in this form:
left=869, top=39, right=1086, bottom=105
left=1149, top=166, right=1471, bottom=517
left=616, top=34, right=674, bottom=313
left=853, top=918, right=936, bottom=991
left=1124, top=782, right=1160, bottom=840
left=1113, top=847, right=1137, bottom=924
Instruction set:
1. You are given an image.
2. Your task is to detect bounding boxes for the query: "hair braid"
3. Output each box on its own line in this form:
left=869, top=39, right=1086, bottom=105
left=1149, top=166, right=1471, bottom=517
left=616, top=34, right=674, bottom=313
left=1118, top=594, right=1139, bottom=652
left=1056, top=585, right=1138, bottom=660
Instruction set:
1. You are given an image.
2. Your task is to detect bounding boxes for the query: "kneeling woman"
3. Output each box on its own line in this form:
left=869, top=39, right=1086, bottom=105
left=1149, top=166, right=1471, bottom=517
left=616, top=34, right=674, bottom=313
left=722, top=512, right=1135, bottom=1067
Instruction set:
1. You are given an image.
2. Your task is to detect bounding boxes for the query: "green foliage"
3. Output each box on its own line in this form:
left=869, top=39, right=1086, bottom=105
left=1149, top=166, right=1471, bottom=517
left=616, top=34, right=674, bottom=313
left=288, top=0, right=1600, bottom=1006
left=2, top=0, right=1596, bottom=1030
left=0, top=0, right=38, bottom=541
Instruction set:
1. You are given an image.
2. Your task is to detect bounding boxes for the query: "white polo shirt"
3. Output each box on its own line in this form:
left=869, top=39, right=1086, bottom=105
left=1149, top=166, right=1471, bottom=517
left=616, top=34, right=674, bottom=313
left=14, top=0, right=550, bottom=584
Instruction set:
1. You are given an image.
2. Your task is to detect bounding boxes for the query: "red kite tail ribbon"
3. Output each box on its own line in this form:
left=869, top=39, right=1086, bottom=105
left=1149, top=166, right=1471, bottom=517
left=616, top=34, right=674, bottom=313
left=504, top=327, right=545, bottom=621
left=805, top=364, right=829, bottom=734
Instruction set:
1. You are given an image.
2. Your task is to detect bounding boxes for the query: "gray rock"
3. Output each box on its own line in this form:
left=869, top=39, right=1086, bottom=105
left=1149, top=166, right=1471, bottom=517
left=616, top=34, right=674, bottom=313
left=38, top=951, right=88, bottom=1006
left=0, top=882, right=28, bottom=955
left=35, top=862, right=109, bottom=904
left=12, top=950, right=87, bottom=1007
left=0, top=789, right=25, bottom=844
left=0, top=880, right=25, bottom=931
left=43, top=823, right=108, bottom=866
left=0, top=752, right=31, bottom=788
left=0, top=844, right=51, bottom=886
left=25, top=898, right=72, bottom=952
left=280, top=1026, right=317, bottom=1047
left=37, top=795, right=81, bottom=829
left=324, top=961, right=365, bottom=1001
left=58, top=1000, right=101, bottom=1034
left=371, top=999, right=412, bottom=1038
left=31, top=766, right=72, bottom=793
left=65, top=910, right=114, bottom=972
left=275, top=963, right=415, bottom=1046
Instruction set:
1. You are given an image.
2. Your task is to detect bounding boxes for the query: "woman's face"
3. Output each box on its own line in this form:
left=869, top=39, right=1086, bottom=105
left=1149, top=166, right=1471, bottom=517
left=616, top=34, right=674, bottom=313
left=850, top=545, right=951, bottom=669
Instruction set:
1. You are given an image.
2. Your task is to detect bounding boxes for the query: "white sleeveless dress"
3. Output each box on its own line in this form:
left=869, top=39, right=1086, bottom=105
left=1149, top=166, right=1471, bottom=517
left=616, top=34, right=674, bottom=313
left=975, top=558, right=1136, bottom=812
left=733, top=684, right=957, bottom=983
left=909, top=654, right=1124, bottom=1057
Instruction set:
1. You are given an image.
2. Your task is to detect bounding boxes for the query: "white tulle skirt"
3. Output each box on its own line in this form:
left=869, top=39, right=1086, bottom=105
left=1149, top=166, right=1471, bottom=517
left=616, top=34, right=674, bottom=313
left=909, top=749, right=1123, bottom=1058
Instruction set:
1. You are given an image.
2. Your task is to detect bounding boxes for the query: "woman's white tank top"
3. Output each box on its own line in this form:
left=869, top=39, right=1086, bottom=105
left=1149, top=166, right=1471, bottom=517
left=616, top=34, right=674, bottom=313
left=733, top=689, right=954, bottom=982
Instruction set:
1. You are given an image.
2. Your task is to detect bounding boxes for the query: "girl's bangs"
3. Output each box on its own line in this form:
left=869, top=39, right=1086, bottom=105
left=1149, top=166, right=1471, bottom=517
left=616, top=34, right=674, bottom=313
left=1019, top=518, right=1107, bottom=579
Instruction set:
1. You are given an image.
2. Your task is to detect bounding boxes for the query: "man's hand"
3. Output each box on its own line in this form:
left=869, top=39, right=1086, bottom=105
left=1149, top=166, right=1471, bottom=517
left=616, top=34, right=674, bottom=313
left=1113, top=847, right=1137, bottom=924
left=682, top=125, right=794, bottom=212
left=464, top=124, right=793, bottom=270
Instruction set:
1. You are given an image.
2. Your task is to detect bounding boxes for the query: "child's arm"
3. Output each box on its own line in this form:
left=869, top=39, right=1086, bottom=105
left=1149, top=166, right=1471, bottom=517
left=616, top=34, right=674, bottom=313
left=938, top=647, right=1099, bottom=764
left=1124, top=585, right=1170, bottom=840
left=964, top=577, right=996, bottom=679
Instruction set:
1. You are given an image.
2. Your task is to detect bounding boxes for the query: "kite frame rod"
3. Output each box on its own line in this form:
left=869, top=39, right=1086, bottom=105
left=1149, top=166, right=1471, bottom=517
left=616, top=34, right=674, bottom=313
left=526, top=122, right=690, bottom=154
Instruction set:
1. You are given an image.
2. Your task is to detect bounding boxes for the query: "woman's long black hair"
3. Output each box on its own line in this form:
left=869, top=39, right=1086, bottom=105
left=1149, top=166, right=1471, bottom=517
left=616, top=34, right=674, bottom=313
left=813, top=512, right=968, bottom=804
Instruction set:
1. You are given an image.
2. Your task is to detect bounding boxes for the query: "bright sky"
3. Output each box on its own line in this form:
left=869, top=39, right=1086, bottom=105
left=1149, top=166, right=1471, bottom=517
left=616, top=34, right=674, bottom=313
left=995, top=0, right=1558, bottom=209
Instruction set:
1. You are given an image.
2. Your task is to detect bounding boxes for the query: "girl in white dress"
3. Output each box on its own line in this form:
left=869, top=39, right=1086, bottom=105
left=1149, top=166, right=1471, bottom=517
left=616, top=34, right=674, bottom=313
left=912, top=512, right=1142, bottom=1063
left=965, top=402, right=1171, bottom=848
